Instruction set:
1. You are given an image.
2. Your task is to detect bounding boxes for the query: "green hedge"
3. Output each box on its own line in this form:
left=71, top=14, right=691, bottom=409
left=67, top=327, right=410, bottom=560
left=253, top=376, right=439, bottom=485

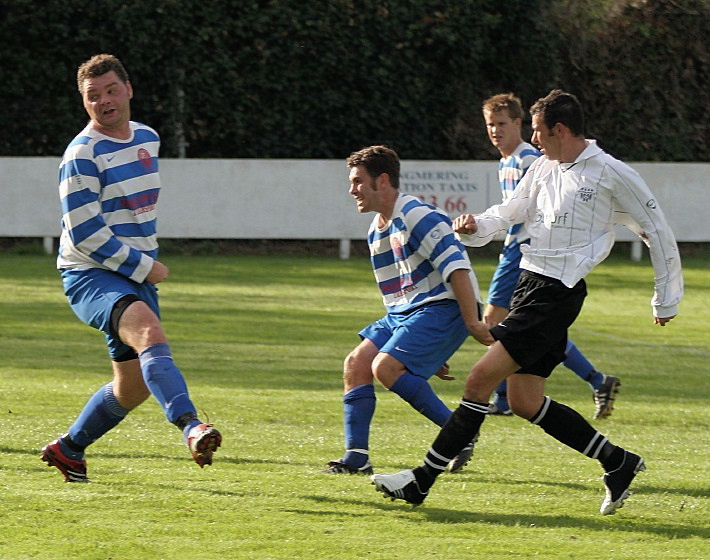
left=0, top=0, right=707, bottom=161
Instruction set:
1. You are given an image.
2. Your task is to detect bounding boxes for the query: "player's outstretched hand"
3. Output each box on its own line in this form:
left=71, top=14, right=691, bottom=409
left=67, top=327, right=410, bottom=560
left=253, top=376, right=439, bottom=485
left=468, top=320, right=494, bottom=346
left=434, top=362, right=455, bottom=381
left=453, top=214, right=478, bottom=235
left=654, top=315, right=676, bottom=326
left=146, top=260, right=169, bottom=284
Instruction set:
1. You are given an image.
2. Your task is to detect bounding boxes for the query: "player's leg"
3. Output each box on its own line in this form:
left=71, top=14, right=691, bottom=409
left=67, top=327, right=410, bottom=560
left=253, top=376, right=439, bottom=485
left=563, top=339, right=621, bottom=419
left=117, top=295, right=221, bottom=467
left=563, top=339, right=603, bottom=387
left=376, top=301, right=469, bottom=427
left=42, top=270, right=144, bottom=481
left=64, top=358, right=148, bottom=452
left=485, top=241, right=521, bottom=415
left=485, top=303, right=514, bottom=415
left=373, top=352, right=452, bottom=426
left=372, top=270, right=567, bottom=503
left=516, top=374, right=644, bottom=515
left=43, top=355, right=150, bottom=481
left=323, top=338, right=379, bottom=473
left=501, top=279, right=641, bottom=514
left=371, top=341, right=519, bottom=504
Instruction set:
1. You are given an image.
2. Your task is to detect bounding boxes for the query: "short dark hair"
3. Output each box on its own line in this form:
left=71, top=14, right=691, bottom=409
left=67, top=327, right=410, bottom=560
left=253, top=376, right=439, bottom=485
left=346, top=145, right=400, bottom=189
left=77, top=54, right=129, bottom=94
left=482, top=92, right=524, bottom=121
left=530, top=89, right=585, bottom=136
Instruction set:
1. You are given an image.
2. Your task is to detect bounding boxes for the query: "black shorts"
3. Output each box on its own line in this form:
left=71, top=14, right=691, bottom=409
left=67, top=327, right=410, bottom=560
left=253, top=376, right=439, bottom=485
left=489, top=270, right=587, bottom=378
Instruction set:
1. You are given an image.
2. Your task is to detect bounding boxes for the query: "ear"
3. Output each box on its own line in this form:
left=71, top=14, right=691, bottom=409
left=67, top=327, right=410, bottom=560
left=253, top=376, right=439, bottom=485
left=126, top=80, right=134, bottom=100
left=553, top=122, right=569, bottom=137
left=374, top=172, right=390, bottom=191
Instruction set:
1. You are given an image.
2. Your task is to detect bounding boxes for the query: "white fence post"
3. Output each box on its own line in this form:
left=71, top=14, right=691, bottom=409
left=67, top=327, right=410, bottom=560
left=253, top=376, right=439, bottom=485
left=339, top=239, right=351, bottom=259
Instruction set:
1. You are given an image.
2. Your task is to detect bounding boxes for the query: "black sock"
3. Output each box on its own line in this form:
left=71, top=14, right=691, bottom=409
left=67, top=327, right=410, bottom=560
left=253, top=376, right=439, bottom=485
left=61, top=434, right=86, bottom=453
left=417, top=399, right=488, bottom=490
left=530, top=396, right=617, bottom=468
left=599, top=444, right=625, bottom=471
left=174, top=412, right=199, bottom=431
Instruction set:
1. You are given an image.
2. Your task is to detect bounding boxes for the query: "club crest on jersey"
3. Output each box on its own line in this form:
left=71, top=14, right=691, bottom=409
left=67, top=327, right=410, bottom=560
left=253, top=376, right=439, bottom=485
left=578, top=186, right=595, bottom=202
left=137, top=148, right=156, bottom=172
left=390, top=236, right=406, bottom=261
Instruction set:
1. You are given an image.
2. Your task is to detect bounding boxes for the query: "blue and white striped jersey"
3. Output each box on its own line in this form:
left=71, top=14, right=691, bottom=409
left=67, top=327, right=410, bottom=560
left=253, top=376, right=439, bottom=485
left=498, top=141, right=541, bottom=246
left=368, top=193, right=481, bottom=314
left=57, top=121, right=160, bottom=283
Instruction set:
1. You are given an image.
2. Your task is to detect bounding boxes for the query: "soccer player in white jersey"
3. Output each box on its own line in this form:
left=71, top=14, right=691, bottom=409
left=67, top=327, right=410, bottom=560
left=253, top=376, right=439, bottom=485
left=41, top=54, right=221, bottom=482
left=323, top=145, right=492, bottom=475
left=482, top=93, right=620, bottom=419
left=371, top=90, right=683, bottom=515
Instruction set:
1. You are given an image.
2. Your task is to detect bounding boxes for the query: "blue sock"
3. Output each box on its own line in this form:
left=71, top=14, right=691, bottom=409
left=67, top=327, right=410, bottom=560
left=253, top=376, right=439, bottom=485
left=138, top=343, right=196, bottom=424
left=65, top=382, right=129, bottom=456
left=494, top=379, right=507, bottom=397
left=563, top=340, right=604, bottom=389
left=389, top=372, right=451, bottom=427
left=342, top=384, right=376, bottom=467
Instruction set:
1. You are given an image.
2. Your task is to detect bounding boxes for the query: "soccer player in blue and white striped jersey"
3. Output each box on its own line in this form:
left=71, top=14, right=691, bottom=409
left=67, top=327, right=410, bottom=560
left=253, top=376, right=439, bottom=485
left=323, top=145, right=492, bottom=475
left=482, top=93, right=618, bottom=419
left=41, top=54, right=221, bottom=482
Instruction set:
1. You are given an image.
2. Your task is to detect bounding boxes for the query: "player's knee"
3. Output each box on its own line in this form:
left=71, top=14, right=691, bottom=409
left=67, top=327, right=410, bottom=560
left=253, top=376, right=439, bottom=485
left=463, top=368, right=490, bottom=402
left=371, top=355, right=404, bottom=389
left=343, top=349, right=373, bottom=388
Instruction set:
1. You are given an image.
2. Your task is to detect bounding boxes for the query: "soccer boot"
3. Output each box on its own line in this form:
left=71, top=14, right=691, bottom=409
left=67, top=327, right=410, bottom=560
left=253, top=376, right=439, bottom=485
left=187, top=423, right=222, bottom=467
left=321, top=459, right=373, bottom=475
left=488, top=394, right=513, bottom=416
left=40, top=439, right=89, bottom=482
left=600, top=451, right=646, bottom=515
left=371, top=469, right=428, bottom=506
left=446, top=432, right=479, bottom=473
left=593, top=375, right=621, bottom=419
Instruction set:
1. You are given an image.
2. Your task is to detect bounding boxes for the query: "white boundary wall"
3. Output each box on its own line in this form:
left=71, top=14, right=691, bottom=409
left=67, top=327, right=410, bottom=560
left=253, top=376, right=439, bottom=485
left=1, top=157, right=707, bottom=255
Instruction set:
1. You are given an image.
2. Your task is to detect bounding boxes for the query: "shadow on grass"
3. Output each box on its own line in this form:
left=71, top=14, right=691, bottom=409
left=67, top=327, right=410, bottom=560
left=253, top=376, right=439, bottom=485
left=300, top=493, right=710, bottom=540
left=470, top=472, right=710, bottom=499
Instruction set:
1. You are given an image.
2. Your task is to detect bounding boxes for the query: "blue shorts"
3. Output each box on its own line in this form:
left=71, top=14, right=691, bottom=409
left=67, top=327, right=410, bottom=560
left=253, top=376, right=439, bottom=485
left=61, top=268, right=160, bottom=360
left=487, top=239, right=525, bottom=308
left=359, top=299, right=469, bottom=379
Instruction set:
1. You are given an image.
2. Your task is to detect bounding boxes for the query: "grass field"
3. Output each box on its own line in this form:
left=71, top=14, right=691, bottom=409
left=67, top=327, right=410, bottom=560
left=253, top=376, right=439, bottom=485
left=1, top=250, right=708, bottom=559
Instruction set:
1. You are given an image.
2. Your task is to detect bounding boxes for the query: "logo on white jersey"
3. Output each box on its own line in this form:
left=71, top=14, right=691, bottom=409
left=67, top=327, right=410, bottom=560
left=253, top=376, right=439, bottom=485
left=578, top=186, right=595, bottom=202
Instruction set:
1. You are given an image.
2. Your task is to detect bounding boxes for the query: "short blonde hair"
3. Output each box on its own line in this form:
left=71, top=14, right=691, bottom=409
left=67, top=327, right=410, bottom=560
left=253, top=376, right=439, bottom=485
left=482, top=93, right=524, bottom=120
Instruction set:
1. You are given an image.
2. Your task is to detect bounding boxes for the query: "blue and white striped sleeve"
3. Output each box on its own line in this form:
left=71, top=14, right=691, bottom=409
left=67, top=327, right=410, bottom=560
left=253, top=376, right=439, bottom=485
left=410, top=209, right=471, bottom=282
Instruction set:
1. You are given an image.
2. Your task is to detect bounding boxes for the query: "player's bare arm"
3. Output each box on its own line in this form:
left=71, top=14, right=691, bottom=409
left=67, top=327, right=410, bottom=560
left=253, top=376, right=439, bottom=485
left=449, top=269, right=494, bottom=346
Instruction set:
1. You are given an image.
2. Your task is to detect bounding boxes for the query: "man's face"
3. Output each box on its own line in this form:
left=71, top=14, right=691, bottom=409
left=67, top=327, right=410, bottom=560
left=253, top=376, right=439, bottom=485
left=531, top=113, right=561, bottom=161
left=348, top=165, right=379, bottom=213
left=484, top=109, right=521, bottom=157
left=81, top=70, right=133, bottom=135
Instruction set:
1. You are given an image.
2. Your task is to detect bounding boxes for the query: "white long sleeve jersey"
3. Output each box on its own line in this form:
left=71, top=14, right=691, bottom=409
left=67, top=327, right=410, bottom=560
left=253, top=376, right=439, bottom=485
left=460, top=140, right=683, bottom=318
